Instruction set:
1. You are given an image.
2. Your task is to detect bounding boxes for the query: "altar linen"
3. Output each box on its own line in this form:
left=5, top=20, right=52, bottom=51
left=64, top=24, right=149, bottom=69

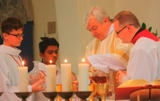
left=87, top=53, right=126, bottom=73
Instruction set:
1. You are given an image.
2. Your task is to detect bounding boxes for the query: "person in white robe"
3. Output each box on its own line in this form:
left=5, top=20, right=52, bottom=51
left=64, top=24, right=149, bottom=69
left=0, top=17, right=44, bottom=101
left=83, top=6, right=133, bottom=98
left=113, top=11, right=160, bottom=83
left=29, top=37, right=77, bottom=101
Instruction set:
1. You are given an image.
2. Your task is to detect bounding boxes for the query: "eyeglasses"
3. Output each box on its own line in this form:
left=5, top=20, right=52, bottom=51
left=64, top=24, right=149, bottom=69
left=116, top=24, right=133, bottom=35
left=116, top=26, right=127, bottom=35
left=8, top=33, right=24, bottom=38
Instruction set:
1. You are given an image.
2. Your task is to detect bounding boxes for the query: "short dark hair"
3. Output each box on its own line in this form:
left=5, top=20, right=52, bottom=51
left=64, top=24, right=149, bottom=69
left=39, top=37, right=59, bottom=53
left=1, top=17, right=24, bottom=34
left=114, top=11, right=140, bottom=28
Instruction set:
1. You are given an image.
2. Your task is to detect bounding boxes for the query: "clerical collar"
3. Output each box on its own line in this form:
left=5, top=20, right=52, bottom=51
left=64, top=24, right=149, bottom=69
left=106, top=23, right=114, bottom=37
left=131, top=28, right=144, bottom=40
left=131, top=28, right=159, bottom=44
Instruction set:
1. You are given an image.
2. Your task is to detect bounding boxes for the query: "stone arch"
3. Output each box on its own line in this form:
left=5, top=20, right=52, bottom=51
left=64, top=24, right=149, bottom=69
left=0, top=0, right=34, bottom=24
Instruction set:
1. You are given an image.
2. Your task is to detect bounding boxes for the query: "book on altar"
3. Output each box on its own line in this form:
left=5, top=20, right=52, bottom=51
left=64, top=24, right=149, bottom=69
left=115, top=79, right=160, bottom=100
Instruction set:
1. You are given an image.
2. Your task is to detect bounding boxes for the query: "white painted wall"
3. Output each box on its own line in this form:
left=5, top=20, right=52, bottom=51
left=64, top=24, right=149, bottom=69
left=32, top=0, right=59, bottom=63
left=114, top=0, right=160, bottom=36
left=32, top=0, right=160, bottom=74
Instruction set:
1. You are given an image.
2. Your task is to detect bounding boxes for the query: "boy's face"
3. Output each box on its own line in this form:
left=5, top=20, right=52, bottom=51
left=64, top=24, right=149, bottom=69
left=3, top=28, right=23, bottom=47
left=40, top=45, right=59, bottom=65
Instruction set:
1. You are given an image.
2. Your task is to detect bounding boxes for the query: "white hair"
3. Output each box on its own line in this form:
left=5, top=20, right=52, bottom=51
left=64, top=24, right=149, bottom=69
left=83, top=6, right=111, bottom=28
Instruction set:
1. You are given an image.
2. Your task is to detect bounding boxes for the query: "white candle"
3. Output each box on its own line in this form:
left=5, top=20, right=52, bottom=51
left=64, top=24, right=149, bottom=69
left=19, top=61, right=28, bottom=92
left=61, top=59, right=72, bottom=91
left=78, top=58, right=89, bottom=91
left=46, top=60, right=56, bottom=92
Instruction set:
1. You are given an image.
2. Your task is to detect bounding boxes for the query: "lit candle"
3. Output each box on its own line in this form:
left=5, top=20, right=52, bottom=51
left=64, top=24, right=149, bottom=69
left=61, top=59, right=72, bottom=91
left=78, top=58, right=89, bottom=91
left=46, top=60, right=56, bottom=92
left=19, top=61, right=28, bottom=92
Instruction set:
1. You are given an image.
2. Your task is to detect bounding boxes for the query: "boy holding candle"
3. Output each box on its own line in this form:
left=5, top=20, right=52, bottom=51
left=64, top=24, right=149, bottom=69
left=0, top=17, right=45, bottom=101
left=29, top=37, right=77, bottom=101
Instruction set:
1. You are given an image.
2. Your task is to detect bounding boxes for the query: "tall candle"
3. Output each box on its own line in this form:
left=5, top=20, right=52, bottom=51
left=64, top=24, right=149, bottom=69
left=19, top=61, right=28, bottom=92
left=78, top=58, right=89, bottom=91
left=46, top=60, right=56, bottom=92
left=61, top=59, right=72, bottom=91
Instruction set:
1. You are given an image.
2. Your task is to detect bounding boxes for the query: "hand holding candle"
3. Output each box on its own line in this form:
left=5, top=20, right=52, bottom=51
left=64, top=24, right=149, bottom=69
left=78, top=58, right=89, bottom=91
left=19, top=61, right=28, bottom=92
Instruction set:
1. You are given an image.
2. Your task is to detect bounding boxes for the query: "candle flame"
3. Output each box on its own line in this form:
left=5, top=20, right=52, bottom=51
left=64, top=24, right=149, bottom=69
left=22, top=61, right=24, bottom=66
left=64, top=59, right=68, bottom=63
left=49, top=60, right=52, bottom=64
left=82, top=58, right=85, bottom=62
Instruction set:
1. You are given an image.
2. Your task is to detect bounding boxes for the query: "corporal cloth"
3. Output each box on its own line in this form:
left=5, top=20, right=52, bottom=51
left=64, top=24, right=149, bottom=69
left=87, top=54, right=126, bottom=73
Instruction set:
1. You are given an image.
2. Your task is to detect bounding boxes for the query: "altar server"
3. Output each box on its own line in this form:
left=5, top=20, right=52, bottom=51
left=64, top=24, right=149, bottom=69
left=114, top=11, right=160, bottom=83
left=0, top=17, right=44, bottom=101
left=29, top=37, right=77, bottom=101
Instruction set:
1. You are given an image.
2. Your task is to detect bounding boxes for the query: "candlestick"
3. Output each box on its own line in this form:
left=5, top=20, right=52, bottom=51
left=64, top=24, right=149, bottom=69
left=15, top=92, right=32, bottom=101
left=46, top=60, right=56, bottom=92
left=43, top=92, right=57, bottom=101
left=0, top=92, right=3, bottom=96
left=19, top=61, right=28, bottom=92
left=58, top=92, right=73, bottom=101
left=75, top=91, right=92, bottom=101
left=78, top=58, right=89, bottom=91
left=61, top=59, right=72, bottom=91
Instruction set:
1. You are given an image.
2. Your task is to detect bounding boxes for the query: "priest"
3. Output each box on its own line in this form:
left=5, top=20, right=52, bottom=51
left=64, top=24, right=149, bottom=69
left=83, top=6, right=133, bottom=98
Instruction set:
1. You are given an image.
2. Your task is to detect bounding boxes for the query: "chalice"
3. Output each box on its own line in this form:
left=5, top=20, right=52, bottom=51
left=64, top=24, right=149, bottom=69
left=90, top=70, right=109, bottom=101
left=88, top=83, right=97, bottom=101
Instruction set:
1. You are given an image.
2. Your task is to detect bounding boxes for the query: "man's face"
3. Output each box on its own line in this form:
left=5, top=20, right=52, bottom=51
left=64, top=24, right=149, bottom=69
left=114, top=20, right=131, bottom=43
left=3, top=28, right=23, bottom=47
left=40, top=45, right=59, bottom=64
left=87, top=17, right=108, bottom=41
